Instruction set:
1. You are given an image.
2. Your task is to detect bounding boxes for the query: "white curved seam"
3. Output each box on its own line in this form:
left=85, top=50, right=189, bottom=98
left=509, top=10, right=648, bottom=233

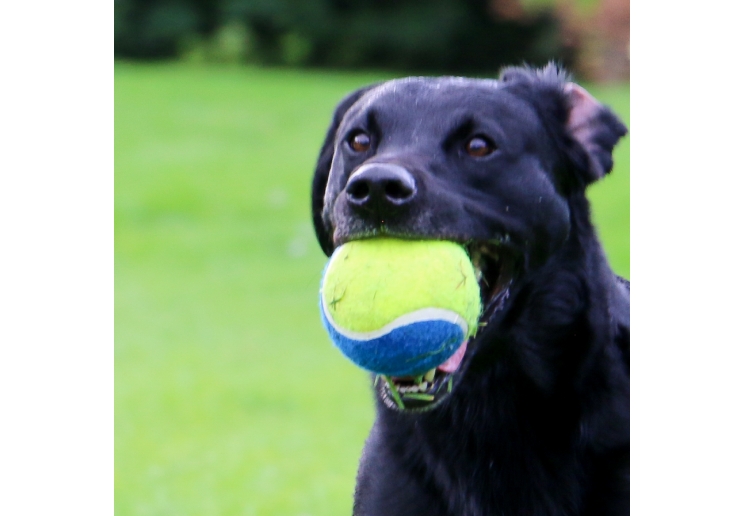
left=322, top=300, right=468, bottom=341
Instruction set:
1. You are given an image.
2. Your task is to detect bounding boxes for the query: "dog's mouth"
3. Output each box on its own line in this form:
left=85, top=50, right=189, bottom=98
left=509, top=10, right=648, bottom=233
left=378, top=239, right=516, bottom=412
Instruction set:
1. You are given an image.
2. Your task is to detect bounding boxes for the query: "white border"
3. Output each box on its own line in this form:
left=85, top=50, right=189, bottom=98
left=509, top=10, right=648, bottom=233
left=0, top=1, right=113, bottom=515
left=633, top=2, right=744, bottom=514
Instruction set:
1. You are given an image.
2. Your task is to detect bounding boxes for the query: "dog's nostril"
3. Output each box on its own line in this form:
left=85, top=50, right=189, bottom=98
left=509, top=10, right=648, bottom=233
left=347, top=181, right=370, bottom=201
left=384, top=180, right=414, bottom=201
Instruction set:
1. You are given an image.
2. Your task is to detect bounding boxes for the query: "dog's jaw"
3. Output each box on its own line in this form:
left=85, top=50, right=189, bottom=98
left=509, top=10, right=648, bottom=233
left=376, top=240, right=518, bottom=412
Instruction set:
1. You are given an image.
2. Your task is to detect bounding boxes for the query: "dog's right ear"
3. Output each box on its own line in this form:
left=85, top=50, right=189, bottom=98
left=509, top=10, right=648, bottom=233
left=312, top=85, right=376, bottom=256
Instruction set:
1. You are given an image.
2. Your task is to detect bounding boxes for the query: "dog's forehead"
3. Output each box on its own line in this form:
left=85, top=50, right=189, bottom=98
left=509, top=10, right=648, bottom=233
left=374, top=76, right=499, bottom=97
left=357, top=77, right=501, bottom=112
left=341, top=76, right=540, bottom=137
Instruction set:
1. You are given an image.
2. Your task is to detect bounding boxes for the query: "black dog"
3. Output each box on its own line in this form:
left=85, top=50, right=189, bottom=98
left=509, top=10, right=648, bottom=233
left=311, top=64, right=629, bottom=516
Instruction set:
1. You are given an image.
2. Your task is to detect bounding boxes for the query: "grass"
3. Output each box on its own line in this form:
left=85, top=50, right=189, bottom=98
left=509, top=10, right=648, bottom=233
left=115, top=63, right=629, bottom=516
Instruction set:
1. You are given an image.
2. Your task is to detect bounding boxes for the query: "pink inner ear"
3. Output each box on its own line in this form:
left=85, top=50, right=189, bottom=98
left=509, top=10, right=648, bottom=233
left=563, top=83, right=609, bottom=181
left=565, top=83, right=601, bottom=147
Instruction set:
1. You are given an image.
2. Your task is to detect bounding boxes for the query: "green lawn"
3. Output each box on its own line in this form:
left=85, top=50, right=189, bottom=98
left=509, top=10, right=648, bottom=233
left=115, top=63, right=629, bottom=516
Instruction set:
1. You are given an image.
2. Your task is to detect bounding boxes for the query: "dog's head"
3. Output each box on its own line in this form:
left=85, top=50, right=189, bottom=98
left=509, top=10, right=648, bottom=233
left=312, top=64, right=627, bottom=411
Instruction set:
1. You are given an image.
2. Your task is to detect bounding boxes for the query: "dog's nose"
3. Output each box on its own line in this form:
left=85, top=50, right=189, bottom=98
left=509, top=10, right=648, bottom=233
left=345, top=164, right=416, bottom=212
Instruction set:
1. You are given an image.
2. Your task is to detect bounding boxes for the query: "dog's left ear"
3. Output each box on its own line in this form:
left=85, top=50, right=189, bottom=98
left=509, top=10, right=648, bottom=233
left=564, top=83, right=627, bottom=184
left=312, top=85, right=377, bottom=256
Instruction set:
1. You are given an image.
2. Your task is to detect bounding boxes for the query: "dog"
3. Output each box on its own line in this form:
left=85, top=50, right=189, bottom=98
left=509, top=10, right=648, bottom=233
left=311, top=64, right=629, bottom=516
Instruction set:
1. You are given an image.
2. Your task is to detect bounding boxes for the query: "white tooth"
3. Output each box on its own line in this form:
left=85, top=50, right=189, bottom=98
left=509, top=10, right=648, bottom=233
left=424, top=369, right=436, bottom=382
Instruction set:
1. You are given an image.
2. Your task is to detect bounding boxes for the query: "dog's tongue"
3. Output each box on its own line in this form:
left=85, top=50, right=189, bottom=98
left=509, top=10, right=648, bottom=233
left=437, top=340, right=468, bottom=373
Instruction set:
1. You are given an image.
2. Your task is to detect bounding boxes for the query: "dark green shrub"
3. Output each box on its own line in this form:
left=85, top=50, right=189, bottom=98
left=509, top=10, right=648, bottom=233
left=114, top=0, right=573, bottom=73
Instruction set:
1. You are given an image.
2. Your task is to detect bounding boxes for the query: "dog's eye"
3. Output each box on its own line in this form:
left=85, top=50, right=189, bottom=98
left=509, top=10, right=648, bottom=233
left=348, top=131, right=372, bottom=153
left=465, top=137, right=496, bottom=158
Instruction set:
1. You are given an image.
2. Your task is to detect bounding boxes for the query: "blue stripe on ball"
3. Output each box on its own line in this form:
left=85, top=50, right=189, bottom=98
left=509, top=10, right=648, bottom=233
left=320, top=301, right=466, bottom=377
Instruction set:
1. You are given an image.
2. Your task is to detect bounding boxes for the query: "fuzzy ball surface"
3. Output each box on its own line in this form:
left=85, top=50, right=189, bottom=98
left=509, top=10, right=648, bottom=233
left=320, top=238, right=481, bottom=377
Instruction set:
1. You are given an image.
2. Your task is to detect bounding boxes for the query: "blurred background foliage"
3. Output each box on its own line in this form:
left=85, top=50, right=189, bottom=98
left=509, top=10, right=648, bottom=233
left=115, top=0, right=628, bottom=81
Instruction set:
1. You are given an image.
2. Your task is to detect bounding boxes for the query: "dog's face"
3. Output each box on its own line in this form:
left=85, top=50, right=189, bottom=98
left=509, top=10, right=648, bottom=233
left=312, top=66, right=627, bottom=411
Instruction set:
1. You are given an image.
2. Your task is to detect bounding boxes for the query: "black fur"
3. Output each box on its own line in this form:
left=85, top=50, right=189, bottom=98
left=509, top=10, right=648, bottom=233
left=312, top=64, right=629, bottom=516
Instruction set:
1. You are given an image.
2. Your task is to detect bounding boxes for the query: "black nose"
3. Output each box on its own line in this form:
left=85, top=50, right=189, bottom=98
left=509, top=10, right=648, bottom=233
left=345, top=164, right=416, bottom=213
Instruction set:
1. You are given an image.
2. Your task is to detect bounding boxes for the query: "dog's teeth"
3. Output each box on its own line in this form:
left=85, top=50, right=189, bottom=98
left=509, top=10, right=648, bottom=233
left=398, top=382, right=431, bottom=394
left=424, top=369, right=436, bottom=382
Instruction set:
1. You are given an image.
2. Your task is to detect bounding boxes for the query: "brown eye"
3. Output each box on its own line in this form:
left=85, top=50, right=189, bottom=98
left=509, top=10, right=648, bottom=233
left=349, top=131, right=371, bottom=153
left=466, top=137, right=495, bottom=157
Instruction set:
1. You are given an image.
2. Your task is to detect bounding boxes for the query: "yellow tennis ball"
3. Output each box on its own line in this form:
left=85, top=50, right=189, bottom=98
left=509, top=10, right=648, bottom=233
left=320, top=238, right=481, bottom=377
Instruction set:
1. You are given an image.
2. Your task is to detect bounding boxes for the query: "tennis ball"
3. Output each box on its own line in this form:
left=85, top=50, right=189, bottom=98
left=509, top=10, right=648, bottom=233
left=320, top=238, right=481, bottom=377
